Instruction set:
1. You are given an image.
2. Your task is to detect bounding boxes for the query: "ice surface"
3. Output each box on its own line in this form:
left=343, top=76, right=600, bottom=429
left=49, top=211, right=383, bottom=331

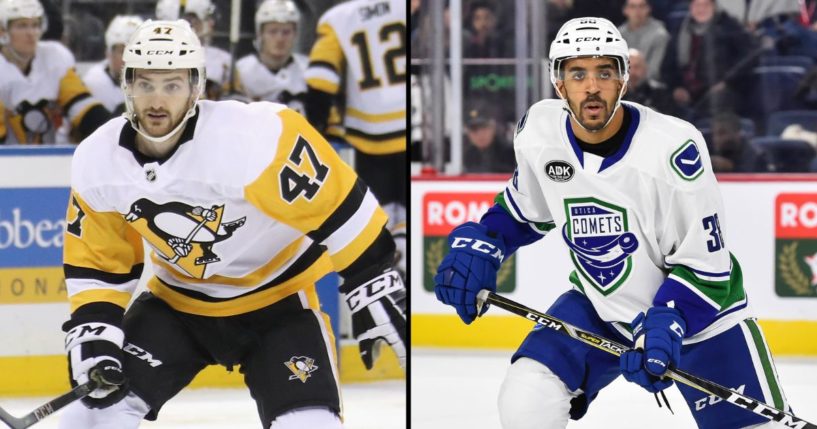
left=412, top=348, right=817, bottom=428
left=0, top=381, right=405, bottom=429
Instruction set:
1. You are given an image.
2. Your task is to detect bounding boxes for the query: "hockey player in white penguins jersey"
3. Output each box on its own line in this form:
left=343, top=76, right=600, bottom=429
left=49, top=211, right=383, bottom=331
left=82, top=15, right=144, bottom=115
left=233, top=0, right=308, bottom=111
left=435, top=17, right=791, bottom=429
left=57, top=19, right=405, bottom=429
left=155, top=0, right=231, bottom=99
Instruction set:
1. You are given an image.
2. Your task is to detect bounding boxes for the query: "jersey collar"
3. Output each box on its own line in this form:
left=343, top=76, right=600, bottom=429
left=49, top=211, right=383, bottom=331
left=564, top=103, right=641, bottom=172
left=118, top=106, right=199, bottom=166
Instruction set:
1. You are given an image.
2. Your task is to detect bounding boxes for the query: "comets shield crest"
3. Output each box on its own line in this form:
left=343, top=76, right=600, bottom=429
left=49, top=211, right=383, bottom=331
left=563, top=197, right=638, bottom=295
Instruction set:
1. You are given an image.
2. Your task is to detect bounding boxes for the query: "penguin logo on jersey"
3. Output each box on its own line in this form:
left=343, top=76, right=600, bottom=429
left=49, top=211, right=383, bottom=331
left=125, top=199, right=246, bottom=278
left=284, top=356, right=319, bottom=383
left=562, top=197, right=639, bottom=295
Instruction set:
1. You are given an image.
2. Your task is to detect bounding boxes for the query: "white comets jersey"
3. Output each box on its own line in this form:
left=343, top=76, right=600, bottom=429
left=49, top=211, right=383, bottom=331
left=83, top=60, right=124, bottom=113
left=0, top=41, right=99, bottom=144
left=64, top=100, right=388, bottom=317
left=235, top=53, right=308, bottom=113
left=305, top=0, right=406, bottom=155
left=501, top=100, right=748, bottom=342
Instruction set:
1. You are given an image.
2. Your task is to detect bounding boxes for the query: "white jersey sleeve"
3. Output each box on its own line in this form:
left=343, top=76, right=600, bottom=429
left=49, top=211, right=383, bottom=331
left=500, top=108, right=556, bottom=234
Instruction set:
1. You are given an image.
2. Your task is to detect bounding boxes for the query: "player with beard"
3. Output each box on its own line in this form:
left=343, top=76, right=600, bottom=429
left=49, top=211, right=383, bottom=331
left=57, top=19, right=405, bottom=429
left=435, top=17, right=791, bottom=429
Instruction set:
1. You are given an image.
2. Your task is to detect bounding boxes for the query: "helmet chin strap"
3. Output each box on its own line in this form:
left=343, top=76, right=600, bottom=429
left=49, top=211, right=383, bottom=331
left=131, top=104, right=197, bottom=144
left=556, top=83, right=627, bottom=133
left=2, top=43, right=34, bottom=67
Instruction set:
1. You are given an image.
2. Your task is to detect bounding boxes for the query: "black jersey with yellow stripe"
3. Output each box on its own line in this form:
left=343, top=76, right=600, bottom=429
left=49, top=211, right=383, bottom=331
left=305, top=0, right=406, bottom=155
left=64, top=100, right=392, bottom=317
left=0, top=41, right=109, bottom=144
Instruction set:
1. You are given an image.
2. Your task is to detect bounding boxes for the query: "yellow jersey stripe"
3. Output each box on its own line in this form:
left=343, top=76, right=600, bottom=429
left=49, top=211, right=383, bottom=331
left=306, top=77, right=341, bottom=95
left=346, top=108, right=406, bottom=122
left=147, top=253, right=334, bottom=316
left=344, top=134, right=405, bottom=155
left=69, top=289, right=131, bottom=313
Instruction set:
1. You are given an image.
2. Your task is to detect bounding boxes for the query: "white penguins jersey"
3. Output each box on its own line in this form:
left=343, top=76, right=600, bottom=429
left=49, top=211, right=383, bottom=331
left=63, top=100, right=388, bottom=317
left=234, top=53, right=308, bottom=113
left=0, top=41, right=102, bottom=144
left=502, top=100, right=748, bottom=342
left=82, top=60, right=124, bottom=114
left=306, top=0, right=406, bottom=155
left=205, top=45, right=232, bottom=86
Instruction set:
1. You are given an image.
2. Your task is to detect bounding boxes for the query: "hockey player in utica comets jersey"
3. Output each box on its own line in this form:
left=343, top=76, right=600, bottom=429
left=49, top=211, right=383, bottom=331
left=435, top=17, right=790, bottom=429
left=58, top=19, right=405, bottom=429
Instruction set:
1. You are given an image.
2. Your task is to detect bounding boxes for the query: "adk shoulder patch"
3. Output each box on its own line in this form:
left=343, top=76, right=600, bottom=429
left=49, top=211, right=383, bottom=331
left=670, top=139, right=704, bottom=180
left=545, top=160, right=574, bottom=182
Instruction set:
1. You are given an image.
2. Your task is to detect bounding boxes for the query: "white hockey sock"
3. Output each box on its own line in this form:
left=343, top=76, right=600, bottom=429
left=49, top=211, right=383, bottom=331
left=57, top=392, right=150, bottom=429
left=498, top=357, right=574, bottom=429
left=269, top=406, right=342, bottom=429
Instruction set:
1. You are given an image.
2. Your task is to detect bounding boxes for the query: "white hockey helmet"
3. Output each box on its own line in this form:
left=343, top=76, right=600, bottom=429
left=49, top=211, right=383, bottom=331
left=121, top=19, right=205, bottom=143
left=255, top=0, right=300, bottom=36
left=549, top=17, right=630, bottom=86
left=183, top=0, right=214, bottom=21
left=0, top=0, right=45, bottom=34
left=105, top=15, right=145, bottom=50
left=155, top=0, right=180, bottom=20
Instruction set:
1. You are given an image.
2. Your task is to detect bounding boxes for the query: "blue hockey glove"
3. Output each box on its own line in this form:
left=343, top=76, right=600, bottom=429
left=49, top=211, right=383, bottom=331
left=434, top=222, right=506, bottom=324
left=620, top=307, right=686, bottom=393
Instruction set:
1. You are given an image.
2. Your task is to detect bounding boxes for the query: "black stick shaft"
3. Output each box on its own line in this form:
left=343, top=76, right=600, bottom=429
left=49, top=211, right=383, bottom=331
left=0, top=379, right=98, bottom=429
left=477, top=290, right=817, bottom=429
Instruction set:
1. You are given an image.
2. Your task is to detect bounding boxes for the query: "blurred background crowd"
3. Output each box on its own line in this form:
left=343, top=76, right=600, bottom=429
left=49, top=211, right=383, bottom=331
left=410, top=0, right=817, bottom=174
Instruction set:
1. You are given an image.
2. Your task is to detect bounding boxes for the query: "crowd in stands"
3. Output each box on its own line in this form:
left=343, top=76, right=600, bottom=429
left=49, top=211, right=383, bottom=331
left=411, top=0, right=817, bottom=174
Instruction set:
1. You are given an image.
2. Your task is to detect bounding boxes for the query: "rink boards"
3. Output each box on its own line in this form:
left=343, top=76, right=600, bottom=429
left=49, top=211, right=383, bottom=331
left=412, top=175, right=817, bottom=356
left=0, top=147, right=402, bottom=396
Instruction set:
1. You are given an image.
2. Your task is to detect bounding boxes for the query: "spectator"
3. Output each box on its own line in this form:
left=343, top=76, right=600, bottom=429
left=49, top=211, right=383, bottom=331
left=464, top=1, right=507, bottom=58
left=661, top=0, right=756, bottom=119
left=545, top=0, right=574, bottom=47
left=717, top=0, right=799, bottom=32
left=618, top=0, right=669, bottom=81
left=709, top=112, right=770, bottom=172
left=623, top=48, right=673, bottom=114
left=463, top=99, right=515, bottom=173
left=794, top=66, right=817, bottom=109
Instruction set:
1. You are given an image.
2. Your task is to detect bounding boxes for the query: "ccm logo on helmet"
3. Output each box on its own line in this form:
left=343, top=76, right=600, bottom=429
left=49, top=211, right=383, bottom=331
left=145, top=50, right=175, bottom=55
left=575, top=37, right=601, bottom=42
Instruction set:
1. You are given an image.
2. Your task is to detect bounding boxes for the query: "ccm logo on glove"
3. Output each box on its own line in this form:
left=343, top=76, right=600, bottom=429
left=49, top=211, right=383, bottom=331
left=451, top=237, right=505, bottom=262
left=345, top=270, right=403, bottom=313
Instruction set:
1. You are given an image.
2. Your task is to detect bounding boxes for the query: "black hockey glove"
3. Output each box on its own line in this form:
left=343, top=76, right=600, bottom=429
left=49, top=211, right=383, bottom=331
left=63, top=320, right=128, bottom=409
left=341, top=268, right=406, bottom=370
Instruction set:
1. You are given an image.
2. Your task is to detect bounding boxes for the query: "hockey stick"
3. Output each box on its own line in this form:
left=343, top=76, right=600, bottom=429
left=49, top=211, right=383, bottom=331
left=0, top=378, right=99, bottom=429
left=475, top=290, right=817, bottom=429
